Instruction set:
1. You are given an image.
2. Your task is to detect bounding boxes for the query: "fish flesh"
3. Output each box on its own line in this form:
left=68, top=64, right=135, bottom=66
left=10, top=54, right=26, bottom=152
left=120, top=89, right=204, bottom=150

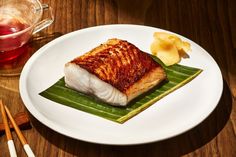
left=64, top=39, right=166, bottom=106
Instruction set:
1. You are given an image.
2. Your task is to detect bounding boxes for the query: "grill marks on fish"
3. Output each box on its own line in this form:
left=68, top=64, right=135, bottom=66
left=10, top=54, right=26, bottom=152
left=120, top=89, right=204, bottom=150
left=71, top=40, right=160, bottom=93
left=65, top=39, right=166, bottom=106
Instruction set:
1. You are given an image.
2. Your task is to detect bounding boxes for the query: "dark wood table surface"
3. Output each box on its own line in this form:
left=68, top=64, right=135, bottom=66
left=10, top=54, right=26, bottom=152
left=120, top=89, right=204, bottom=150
left=1, top=0, right=236, bottom=156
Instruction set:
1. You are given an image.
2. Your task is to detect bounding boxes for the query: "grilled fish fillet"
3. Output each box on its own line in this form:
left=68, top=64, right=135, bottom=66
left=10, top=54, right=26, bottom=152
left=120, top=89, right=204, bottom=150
left=64, top=39, right=166, bottom=106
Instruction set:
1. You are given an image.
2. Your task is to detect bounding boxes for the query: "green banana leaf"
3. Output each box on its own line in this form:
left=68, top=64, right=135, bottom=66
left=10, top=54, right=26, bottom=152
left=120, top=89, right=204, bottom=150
left=39, top=56, right=202, bottom=123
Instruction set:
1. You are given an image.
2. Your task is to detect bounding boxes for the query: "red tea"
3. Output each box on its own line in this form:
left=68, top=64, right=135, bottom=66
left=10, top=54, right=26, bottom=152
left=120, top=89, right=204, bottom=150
left=0, top=18, right=28, bottom=35
left=0, top=17, right=31, bottom=62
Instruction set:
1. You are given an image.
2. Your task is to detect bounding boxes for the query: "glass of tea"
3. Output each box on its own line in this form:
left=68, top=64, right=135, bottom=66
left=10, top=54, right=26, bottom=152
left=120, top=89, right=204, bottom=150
left=0, top=0, right=54, bottom=64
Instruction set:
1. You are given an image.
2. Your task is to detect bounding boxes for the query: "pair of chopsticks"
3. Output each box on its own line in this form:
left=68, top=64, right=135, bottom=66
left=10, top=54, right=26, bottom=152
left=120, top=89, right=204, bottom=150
left=0, top=100, right=35, bottom=157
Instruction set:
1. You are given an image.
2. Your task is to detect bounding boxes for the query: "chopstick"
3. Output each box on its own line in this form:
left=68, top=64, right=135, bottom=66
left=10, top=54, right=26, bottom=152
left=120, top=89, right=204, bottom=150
left=4, top=105, right=35, bottom=157
left=0, top=100, right=17, bottom=157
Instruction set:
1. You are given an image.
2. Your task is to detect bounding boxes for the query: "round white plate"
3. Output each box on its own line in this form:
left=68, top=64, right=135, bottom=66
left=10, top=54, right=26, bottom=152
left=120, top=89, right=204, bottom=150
left=20, top=24, right=223, bottom=145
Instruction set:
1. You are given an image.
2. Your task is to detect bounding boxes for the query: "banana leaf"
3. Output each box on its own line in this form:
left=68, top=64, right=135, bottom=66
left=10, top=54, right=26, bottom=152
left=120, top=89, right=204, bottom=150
left=39, top=56, right=202, bottom=123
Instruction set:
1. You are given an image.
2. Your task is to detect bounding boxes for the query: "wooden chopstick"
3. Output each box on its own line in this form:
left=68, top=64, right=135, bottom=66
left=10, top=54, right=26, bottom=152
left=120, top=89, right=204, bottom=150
left=0, top=100, right=17, bottom=157
left=4, top=105, right=35, bottom=157
left=0, top=112, right=31, bottom=134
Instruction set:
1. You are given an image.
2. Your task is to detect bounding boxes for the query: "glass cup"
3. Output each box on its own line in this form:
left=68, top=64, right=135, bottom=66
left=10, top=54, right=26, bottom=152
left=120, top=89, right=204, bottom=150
left=0, top=0, right=54, bottom=62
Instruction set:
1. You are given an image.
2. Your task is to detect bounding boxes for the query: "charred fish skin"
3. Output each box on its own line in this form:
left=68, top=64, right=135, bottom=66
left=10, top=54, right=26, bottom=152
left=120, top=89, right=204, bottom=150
left=64, top=39, right=166, bottom=106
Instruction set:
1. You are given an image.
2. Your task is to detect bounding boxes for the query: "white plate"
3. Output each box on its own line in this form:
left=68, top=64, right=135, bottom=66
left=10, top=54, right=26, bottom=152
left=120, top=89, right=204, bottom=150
left=20, top=24, right=223, bottom=145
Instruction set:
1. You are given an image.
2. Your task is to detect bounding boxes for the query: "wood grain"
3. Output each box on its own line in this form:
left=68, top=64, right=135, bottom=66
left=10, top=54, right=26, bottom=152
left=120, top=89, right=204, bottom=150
left=0, top=0, right=236, bottom=156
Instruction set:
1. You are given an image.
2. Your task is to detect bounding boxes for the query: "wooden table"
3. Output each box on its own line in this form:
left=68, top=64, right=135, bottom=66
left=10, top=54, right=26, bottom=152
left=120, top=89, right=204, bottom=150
left=1, top=0, right=236, bottom=156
